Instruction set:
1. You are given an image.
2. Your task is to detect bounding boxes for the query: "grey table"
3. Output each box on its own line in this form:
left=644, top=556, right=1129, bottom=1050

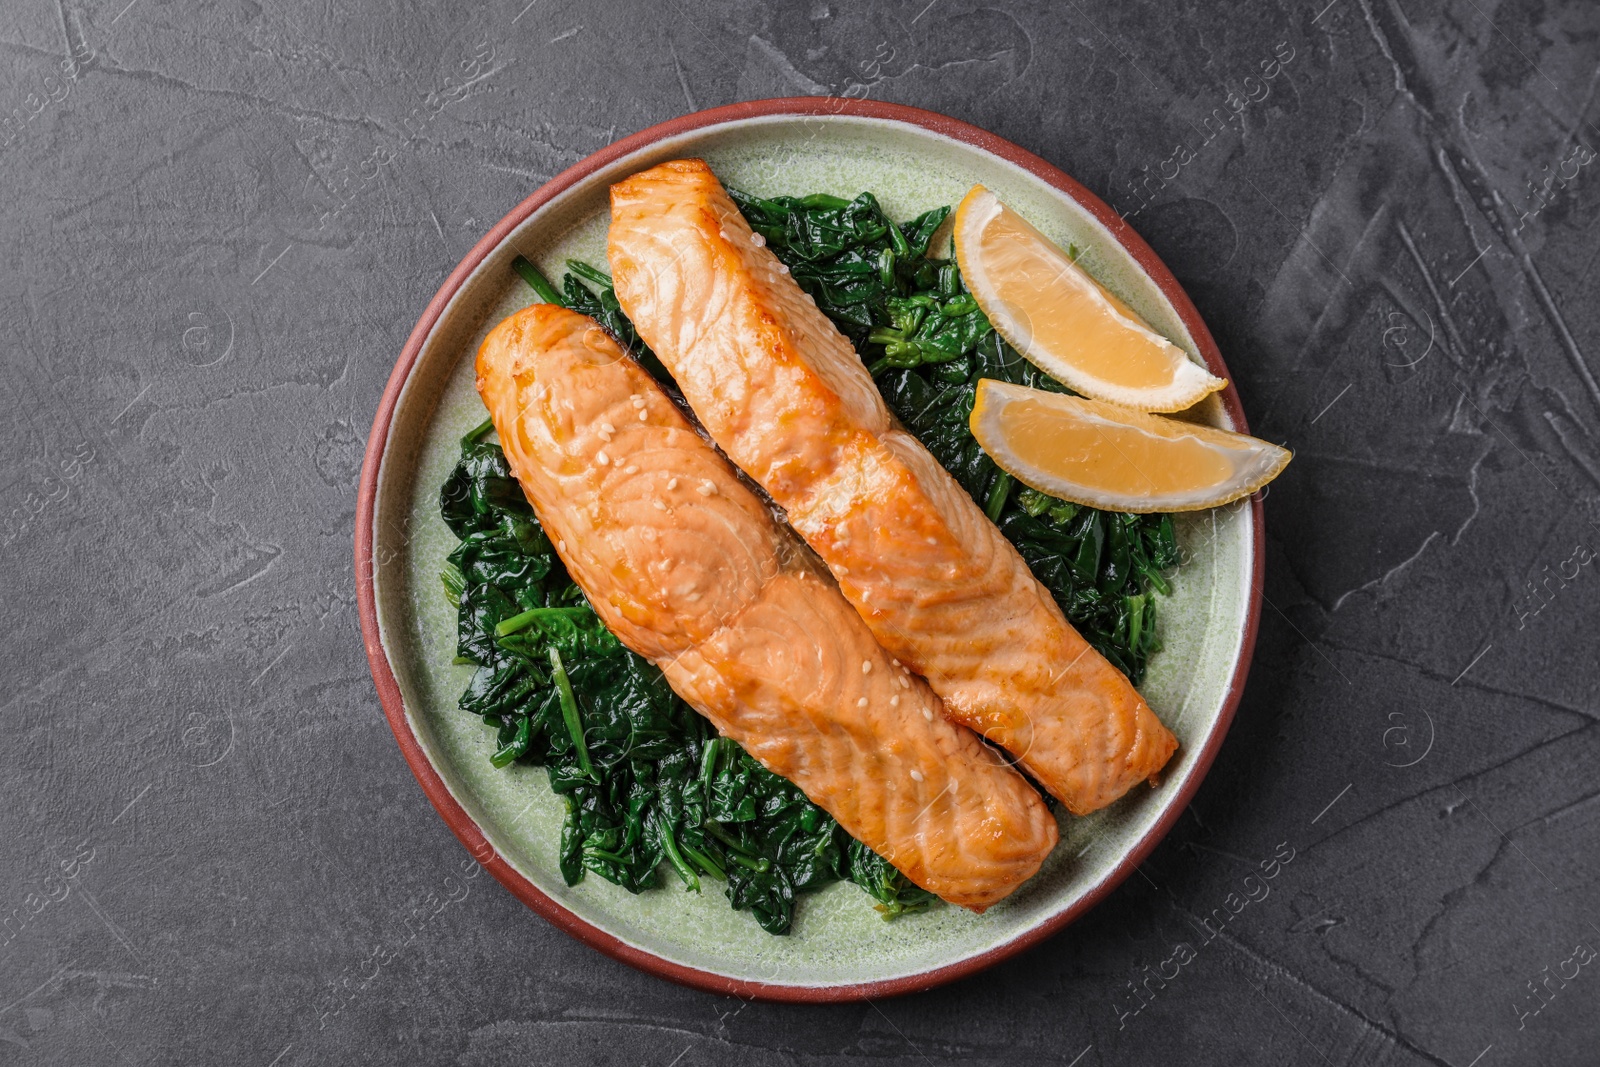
left=3, top=0, right=1597, bottom=1063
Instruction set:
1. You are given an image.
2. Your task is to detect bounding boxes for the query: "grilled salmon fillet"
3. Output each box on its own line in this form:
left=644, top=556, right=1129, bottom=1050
left=608, top=159, right=1178, bottom=815
left=475, top=303, right=1056, bottom=909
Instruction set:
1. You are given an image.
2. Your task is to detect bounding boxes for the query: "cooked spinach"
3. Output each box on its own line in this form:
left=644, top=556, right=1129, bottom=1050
left=443, top=265, right=933, bottom=934
left=442, top=188, right=1182, bottom=933
left=730, top=189, right=1179, bottom=682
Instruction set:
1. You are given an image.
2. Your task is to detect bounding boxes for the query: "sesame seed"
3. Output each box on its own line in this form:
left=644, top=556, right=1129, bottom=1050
left=698, top=481, right=716, bottom=496
left=890, top=695, right=899, bottom=707
left=891, top=660, right=900, bottom=668
left=926, top=536, right=938, bottom=545
left=632, top=396, right=646, bottom=408
left=652, top=500, right=666, bottom=511
left=857, top=697, right=868, bottom=707
left=898, top=676, right=910, bottom=689
left=625, top=465, right=639, bottom=474
left=751, top=232, right=766, bottom=247
left=595, top=450, right=609, bottom=465
left=558, top=540, right=566, bottom=552
left=638, top=410, right=648, bottom=421
left=777, top=263, right=789, bottom=274
left=910, top=769, right=924, bottom=782
left=667, top=478, right=678, bottom=490
left=836, top=564, right=849, bottom=575
left=629, top=393, right=642, bottom=401
left=600, top=422, right=615, bottom=434
left=921, top=707, right=933, bottom=721
left=861, top=661, right=872, bottom=674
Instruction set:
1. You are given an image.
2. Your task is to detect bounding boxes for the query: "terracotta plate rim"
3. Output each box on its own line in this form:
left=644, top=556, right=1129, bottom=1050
left=354, top=96, right=1264, bottom=1003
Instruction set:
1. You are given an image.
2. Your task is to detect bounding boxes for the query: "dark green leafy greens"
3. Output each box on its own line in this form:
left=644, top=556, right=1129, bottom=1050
left=442, top=267, right=933, bottom=935
left=730, top=189, right=1180, bottom=682
left=441, top=188, right=1183, bottom=934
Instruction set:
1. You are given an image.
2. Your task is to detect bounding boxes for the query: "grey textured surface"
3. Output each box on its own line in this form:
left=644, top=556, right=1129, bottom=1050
left=2, top=0, right=1598, bottom=1063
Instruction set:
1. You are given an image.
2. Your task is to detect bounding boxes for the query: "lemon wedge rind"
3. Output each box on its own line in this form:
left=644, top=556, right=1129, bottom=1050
left=954, top=185, right=1228, bottom=414
left=970, top=379, right=1291, bottom=514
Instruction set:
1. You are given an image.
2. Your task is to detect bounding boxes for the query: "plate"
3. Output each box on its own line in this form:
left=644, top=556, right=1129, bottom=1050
left=356, top=99, right=1263, bottom=1001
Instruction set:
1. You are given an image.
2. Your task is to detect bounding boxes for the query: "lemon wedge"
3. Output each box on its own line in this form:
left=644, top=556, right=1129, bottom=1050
left=954, top=185, right=1227, bottom=413
left=970, top=379, right=1290, bottom=513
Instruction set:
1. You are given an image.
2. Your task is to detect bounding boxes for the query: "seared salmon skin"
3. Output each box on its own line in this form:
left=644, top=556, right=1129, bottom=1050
left=475, top=303, right=1057, bottom=909
left=608, top=159, right=1178, bottom=815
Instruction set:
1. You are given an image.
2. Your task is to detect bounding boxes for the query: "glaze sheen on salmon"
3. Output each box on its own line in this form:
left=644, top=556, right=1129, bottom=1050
left=608, top=159, right=1178, bottom=816
left=475, top=303, right=1057, bottom=910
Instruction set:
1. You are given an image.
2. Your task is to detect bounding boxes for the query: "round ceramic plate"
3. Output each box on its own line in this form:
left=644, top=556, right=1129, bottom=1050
left=356, top=99, right=1263, bottom=1002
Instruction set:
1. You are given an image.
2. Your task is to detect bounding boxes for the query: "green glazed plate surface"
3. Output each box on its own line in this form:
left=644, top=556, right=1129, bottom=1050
left=365, top=106, right=1256, bottom=994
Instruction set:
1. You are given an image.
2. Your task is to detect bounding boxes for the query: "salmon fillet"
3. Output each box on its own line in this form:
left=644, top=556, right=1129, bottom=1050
left=608, top=159, right=1178, bottom=816
left=475, top=303, right=1057, bottom=909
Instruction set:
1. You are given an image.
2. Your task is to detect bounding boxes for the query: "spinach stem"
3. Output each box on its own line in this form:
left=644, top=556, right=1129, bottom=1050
left=877, top=248, right=896, bottom=291
left=494, top=608, right=539, bottom=637
left=513, top=254, right=565, bottom=305
left=888, top=218, right=912, bottom=258
left=798, top=192, right=851, bottom=210
left=495, top=605, right=591, bottom=638
left=984, top=471, right=1013, bottom=522
left=655, top=816, right=701, bottom=892
left=1126, top=594, right=1146, bottom=651
left=564, top=259, right=614, bottom=289
left=728, top=852, right=772, bottom=874
left=461, top=416, right=496, bottom=450
left=698, top=737, right=721, bottom=806
left=704, top=822, right=771, bottom=872
left=548, top=647, right=595, bottom=780
left=681, top=844, right=726, bottom=880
